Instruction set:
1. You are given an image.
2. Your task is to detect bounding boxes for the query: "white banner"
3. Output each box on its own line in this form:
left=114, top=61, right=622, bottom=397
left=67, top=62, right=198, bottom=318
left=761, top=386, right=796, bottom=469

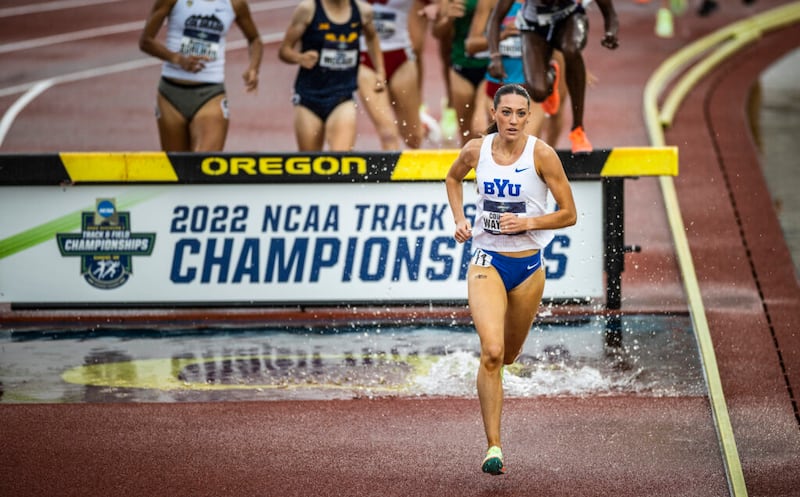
left=0, top=182, right=602, bottom=304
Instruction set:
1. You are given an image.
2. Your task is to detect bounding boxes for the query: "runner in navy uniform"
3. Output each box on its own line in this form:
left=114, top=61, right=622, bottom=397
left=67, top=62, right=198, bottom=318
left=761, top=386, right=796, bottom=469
left=279, top=0, right=386, bottom=151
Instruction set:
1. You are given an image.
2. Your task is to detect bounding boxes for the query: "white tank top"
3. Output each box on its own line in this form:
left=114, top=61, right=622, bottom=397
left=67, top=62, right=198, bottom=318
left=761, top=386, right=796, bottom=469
left=161, top=0, right=235, bottom=83
left=359, top=0, right=412, bottom=52
left=472, top=133, right=555, bottom=251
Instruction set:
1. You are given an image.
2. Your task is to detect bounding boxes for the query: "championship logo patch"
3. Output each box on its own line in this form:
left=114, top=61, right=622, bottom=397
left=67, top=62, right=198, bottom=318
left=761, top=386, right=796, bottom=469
left=55, top=198, right=156, bottom=289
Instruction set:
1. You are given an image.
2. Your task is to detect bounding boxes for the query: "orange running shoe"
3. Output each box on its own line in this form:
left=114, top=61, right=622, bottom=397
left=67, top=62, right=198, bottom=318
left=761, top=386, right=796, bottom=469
left=569, top=126, right=593, bottom=154
left=541, top=61, right=560, bottom=117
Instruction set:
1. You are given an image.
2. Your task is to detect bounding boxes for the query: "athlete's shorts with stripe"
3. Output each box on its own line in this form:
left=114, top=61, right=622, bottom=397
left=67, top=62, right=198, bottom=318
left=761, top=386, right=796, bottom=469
left=471, top=248, right=543, bottom=291
left=158, top=77, right=226, bottom=121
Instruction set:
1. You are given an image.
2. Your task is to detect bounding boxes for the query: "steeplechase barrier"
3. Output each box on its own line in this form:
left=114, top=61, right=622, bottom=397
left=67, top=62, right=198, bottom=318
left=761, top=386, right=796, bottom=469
left=0, top=148, right=676, bottom=309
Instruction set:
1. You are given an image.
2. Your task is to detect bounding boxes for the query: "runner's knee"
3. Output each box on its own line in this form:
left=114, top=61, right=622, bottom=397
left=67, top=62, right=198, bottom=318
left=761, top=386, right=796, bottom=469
left=529, top=82, right=550, bottom=103
left=560, top=44, right=583, bottom=64
left=481, top=343, right=505, bottom=370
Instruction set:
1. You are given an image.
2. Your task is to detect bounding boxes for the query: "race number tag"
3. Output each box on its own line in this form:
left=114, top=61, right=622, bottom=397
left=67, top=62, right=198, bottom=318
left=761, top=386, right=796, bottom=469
left=180, top=29, right=221, bottom=60
left=319, top=48, right=359, bottom=70
left=471, top=248, right=493, bottom=267
left=498, top=36, right=522, bottom=58
left=374, top=12, right=398, bottom=40
left=482, top=199, right=525, bottom=235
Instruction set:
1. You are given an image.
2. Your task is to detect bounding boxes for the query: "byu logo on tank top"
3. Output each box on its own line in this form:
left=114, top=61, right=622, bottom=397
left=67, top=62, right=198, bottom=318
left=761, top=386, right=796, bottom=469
left=483, top=178, right=521, bottom=197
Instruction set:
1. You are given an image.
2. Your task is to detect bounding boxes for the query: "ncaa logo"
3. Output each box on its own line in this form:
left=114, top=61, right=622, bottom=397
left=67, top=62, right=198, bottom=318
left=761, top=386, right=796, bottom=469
left=97, top=199, right=115, bottom=218
left=56, top=198, right=156, bottom=290
left=94, top=198, right=118, bottom=226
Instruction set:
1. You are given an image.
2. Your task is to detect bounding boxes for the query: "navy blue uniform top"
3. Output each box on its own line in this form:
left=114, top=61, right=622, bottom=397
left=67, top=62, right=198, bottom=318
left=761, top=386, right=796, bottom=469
left=294, top=0, right=362, bottom=98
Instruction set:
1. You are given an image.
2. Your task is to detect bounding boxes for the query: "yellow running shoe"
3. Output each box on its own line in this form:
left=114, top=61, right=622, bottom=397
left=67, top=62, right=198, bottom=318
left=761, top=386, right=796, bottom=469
left=656, top=7, right=674, bottom=38
left=481, top=446, right=506, bottom=475
left=440, top=103, right=459, bottom=145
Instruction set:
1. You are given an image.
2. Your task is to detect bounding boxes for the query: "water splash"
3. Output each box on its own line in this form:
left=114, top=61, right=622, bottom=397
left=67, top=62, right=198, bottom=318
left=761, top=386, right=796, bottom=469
left=2, top=314, right=704, bottom=402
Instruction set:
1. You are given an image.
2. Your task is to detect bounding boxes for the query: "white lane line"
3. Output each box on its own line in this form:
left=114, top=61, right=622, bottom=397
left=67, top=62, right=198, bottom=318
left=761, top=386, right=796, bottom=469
left=0, top=58, right=154, bottom=99
left=0, top=31, right=283, bottom=98
left=0, top=0, right=296, bottom=54
left=0, top=31, right=284, bottom=146
left=0, top=80, right=54, bottom=147
left=0, top=0, right=291, bottom=147
left=248, top=0, right=299, bottom=13
left=0, top=0, right=123, bottom=18
left=0, top=21, right=143, bottom=55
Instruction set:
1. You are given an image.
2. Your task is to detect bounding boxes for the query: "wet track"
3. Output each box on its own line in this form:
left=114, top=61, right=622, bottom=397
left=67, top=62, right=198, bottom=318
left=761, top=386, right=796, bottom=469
left=1, top=1, right=800, bottom=496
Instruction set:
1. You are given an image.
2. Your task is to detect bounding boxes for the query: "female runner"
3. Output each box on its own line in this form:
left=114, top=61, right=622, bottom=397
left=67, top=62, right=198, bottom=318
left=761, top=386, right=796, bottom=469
left=445, top=83, right=577, bottom=474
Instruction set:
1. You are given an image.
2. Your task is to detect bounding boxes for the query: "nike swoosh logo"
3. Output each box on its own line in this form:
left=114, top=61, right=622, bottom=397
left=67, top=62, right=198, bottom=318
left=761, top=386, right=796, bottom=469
left=515, top=167, right=529, bottom=173
left=527, top=264, right=538, bottom=270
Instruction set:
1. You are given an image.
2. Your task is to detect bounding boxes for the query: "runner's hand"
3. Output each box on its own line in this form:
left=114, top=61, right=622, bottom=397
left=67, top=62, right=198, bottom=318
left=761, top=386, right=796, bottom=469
left=488, top=58, right=506, bottom=81
left=443, top=0, right=465, bottom=19
left=298, top=50, right=319, bottom=70
left=454, top=220, right=472, bottom=243
left=418, top=3, right=439, bottom=21
left=499, top=213, right=526, bottom=234
left=179, top=54, right=210, bottom=73
left=242, top=68, right=258, bottom=92
left=374, top=71, right=387, bottom=93
left=601, top=31, right=618, bottom=50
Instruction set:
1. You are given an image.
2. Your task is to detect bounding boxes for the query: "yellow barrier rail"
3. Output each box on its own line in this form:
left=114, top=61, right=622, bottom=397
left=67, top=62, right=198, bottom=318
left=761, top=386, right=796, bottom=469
left=0, top=147, right=677, bottom=185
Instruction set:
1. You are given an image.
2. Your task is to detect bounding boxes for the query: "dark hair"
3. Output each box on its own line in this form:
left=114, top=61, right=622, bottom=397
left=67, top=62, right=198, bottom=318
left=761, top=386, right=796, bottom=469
left=485, top=84, right=531, bottom=135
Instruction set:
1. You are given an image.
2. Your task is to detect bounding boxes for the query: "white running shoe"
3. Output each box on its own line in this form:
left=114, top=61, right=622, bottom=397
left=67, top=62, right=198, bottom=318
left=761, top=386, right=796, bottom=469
left=419, top=104, right=442, bottom=146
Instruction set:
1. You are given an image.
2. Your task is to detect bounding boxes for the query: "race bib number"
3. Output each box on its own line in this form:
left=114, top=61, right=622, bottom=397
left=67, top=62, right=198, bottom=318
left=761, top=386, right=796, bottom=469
left=374, top=12, right=397, bottom=40
left=471, top=248, right=493, bottom=267
left=482, top=199, right=525, bottom=235
left=320, top=48, right=358, bottom=70
left=180, top=29, right=221, bottom=60
left=499, top=36, right=522, bottom=58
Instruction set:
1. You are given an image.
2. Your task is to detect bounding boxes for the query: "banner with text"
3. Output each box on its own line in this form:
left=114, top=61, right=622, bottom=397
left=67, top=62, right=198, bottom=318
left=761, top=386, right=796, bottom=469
left=0, top=183, right=602, bottom=304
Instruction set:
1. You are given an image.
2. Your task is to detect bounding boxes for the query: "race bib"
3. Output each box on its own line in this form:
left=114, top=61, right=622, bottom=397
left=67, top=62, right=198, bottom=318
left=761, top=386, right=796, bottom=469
left=498, top=36, right=522, bottom=58
left=482, top=199, right=525, bottom=235
left=471, top=248, right=493, bottom=267
left=319, top=48, right=359, bottom=70
left=180, top=29, right=221, bottom=60
left=374, top=12, right=397, bottom=40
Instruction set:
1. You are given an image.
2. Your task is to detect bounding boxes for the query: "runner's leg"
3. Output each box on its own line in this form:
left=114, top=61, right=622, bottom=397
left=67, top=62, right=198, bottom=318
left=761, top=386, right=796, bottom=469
left=189, top=94, right=228, bottom=152
left=468, top=264, right=509, bottom=449
left=156, top=93, right=190, bottom=151
left=294, top=105, right=326, bottom=151
left=325, top=100, right=358, bottom=151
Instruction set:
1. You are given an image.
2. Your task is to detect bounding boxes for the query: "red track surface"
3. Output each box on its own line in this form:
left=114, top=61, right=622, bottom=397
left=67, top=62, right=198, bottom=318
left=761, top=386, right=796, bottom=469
left=1, top=1, right=799, bottom=496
